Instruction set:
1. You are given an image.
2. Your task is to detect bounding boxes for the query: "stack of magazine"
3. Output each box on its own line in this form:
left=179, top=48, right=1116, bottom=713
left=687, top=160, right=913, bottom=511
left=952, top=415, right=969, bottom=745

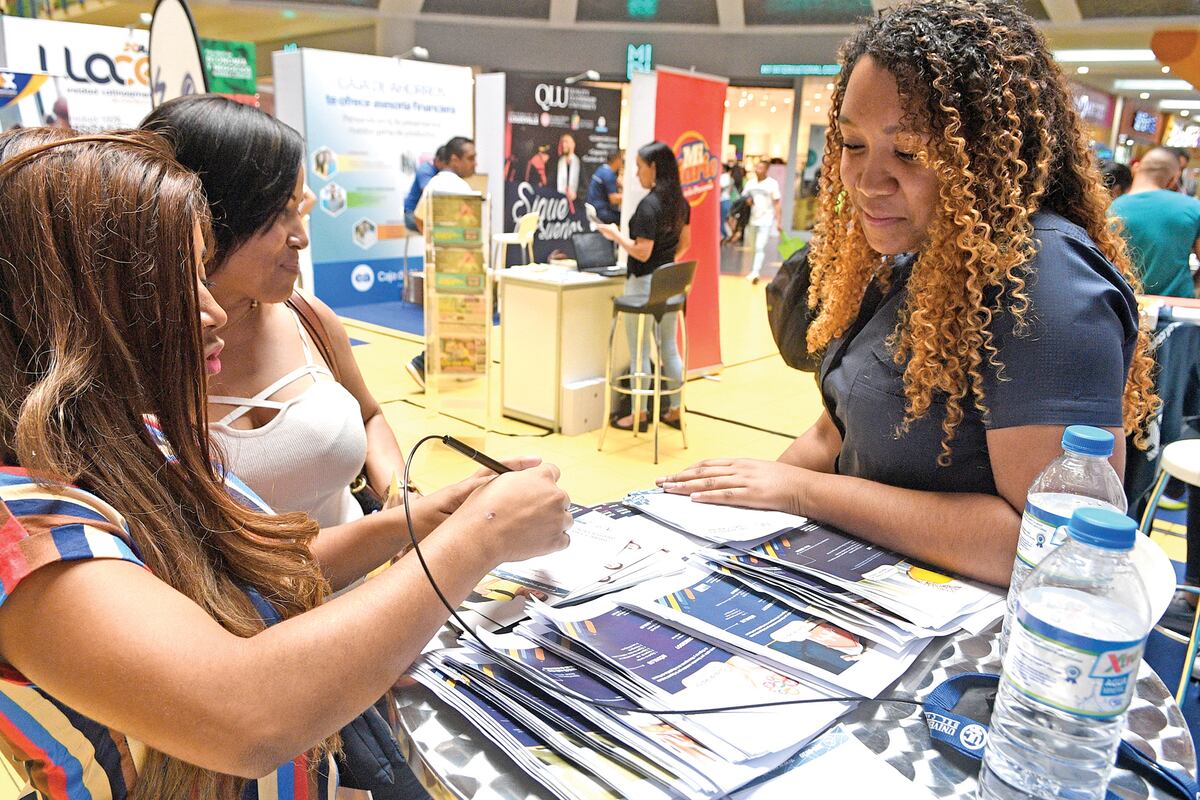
left=411, top=488, right=1005, bottom=799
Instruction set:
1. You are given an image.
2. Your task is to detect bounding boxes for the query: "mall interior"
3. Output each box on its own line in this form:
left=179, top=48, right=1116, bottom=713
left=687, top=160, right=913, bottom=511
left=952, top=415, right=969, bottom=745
left=1, top=1, right=1200, bottom=799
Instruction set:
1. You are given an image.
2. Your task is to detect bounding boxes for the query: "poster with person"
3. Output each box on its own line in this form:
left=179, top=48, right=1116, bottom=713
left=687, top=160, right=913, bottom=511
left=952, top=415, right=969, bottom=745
left=501, top=75, right=621, bottom=263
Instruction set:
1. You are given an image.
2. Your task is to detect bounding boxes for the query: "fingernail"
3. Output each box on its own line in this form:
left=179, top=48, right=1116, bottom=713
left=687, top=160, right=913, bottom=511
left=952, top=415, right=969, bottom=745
left=661, top=481, right=679, bottom=490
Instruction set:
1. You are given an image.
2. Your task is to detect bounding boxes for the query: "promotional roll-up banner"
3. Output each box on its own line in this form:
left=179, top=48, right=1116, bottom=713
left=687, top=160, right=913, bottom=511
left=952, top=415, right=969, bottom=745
left=273, top=48, right=474, bottom=309
left=200, top=39, right=256, bottom=96
left=0, top=17, right=150, bottom=131
left=148, top=0, right=207, bottom=107
left=500, top=75, right=621, bottom=263
left=625, top=67, right=727, bottom=374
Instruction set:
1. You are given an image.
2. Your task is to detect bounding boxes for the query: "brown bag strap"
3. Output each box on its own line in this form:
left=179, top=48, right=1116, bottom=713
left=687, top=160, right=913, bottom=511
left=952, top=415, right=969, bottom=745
left=285, top=291, right=343, bottom=383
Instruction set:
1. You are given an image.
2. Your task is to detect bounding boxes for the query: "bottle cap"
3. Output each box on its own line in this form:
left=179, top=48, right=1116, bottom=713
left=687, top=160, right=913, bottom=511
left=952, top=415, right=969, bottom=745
left=1067, top=507, right=1136, bottom=551
left=1061, top=425, right=1115, bottom=457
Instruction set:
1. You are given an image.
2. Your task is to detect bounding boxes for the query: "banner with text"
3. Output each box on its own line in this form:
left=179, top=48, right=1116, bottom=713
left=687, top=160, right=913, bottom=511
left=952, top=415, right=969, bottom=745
left=274, top=48, right=473, bottom=308
left=653, top=67, right=726, bottom=373
left=201, top=38, right=256, bottom=96
left=0, top=17, right=150, bottom=131
left=502, top=75, right=621, bottom=262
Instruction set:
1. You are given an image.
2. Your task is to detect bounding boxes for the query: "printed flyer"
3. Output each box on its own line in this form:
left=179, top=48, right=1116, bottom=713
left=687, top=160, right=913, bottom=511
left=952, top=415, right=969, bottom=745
left=502, top=74, right=621, bottom=262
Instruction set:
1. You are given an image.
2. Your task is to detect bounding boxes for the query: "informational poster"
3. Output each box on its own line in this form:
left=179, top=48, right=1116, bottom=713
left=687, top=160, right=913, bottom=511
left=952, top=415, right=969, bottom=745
left=501, top=75, right=621, bottom=262
left=201, top=39, right=255, bottom=96
left=0, top=71, right=64, bottom=131
left=0, top=17, right=151, bottom=131
left=273, top=48, right=474, bottom=308
left=625, top=67, right=727, bottom=374
left=427, top=192, right=488, bottom=377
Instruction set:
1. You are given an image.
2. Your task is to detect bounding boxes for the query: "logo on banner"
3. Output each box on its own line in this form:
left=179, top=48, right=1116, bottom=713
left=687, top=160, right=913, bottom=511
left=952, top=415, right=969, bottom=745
left=38, top=41, right=149, bottom=87
left=672, top=131, right=720, bottom=208
left=351, top=263, right=375, bottom=292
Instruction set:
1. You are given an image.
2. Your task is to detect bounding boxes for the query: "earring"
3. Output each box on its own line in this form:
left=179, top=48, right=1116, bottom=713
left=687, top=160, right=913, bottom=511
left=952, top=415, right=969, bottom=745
left=250, top=300, right=260, bottom=310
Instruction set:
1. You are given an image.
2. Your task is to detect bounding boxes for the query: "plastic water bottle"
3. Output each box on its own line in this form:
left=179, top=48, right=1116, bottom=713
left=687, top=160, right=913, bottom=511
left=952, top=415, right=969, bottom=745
left=979, top=508, right=1151, bottom=800
left=1000, top=426, right=1126, bottom=655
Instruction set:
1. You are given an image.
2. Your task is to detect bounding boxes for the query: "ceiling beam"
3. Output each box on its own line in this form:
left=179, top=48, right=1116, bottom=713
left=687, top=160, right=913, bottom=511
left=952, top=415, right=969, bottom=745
left=549, top=0, right=577, bottom=25
left=715, top=0, right=744, bottom=31
left=1040, top=0, right=1083, bottom=23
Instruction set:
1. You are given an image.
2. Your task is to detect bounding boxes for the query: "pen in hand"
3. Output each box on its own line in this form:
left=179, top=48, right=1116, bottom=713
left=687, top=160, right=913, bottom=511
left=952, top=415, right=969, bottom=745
left=441, top=435, right=512, bottom=475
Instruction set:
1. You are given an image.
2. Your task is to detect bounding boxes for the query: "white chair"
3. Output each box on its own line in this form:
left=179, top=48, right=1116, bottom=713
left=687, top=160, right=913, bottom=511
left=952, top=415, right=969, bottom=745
left=491, top=212, right=539, bottom=269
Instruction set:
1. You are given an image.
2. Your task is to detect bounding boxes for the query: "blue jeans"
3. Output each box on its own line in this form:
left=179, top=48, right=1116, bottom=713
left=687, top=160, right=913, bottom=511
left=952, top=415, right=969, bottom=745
left=720, top=198, right=731, bottom=238
left=624, top=273, right=683, bottom=414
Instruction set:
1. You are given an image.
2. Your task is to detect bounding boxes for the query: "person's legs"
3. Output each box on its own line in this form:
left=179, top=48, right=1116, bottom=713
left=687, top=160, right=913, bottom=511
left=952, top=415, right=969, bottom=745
left=747, top=224, right=769, bottom=281
left=618, top=275, right=653, bottom=429
left=656, top=310, right=684, bottom=414
left=720, top=199, right=731, bottom=239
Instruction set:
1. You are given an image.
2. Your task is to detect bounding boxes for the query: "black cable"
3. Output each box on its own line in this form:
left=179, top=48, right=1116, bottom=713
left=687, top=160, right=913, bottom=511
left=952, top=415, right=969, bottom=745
left=683, top=408, right=798, bottom=440
left=401, top=435, right=927, bottom=716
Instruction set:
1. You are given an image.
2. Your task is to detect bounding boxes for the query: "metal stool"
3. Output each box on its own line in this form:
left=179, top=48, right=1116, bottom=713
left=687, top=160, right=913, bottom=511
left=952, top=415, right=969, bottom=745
left=598, top=260, right=697, bottom=464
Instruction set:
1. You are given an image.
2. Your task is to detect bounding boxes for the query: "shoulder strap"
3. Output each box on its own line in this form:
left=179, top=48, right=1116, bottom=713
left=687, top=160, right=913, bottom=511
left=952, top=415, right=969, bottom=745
left=286, top=291, right=342, bottom=383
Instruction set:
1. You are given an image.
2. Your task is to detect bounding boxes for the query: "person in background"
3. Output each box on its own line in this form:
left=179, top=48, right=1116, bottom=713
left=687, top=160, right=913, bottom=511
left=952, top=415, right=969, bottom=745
left=142, top=96, right=410, bottom=533
left=597, top=141, right=692, bottom=431
left=655, top=0, right=1156, bottom=587
left=724, top=163, right=750, bottom=244
left=556, top=132, right=581, bottom=205
left=743, top=159, right=783, bottom=284
left=1173, top=147, right=1195, bottom=195
left=587, top=150, right=623, bottom=225
left=1110, top=146, right=1200, bottom=298
left=405, top=146, right=445, bottom=232
left=719, top=162, right=736, bottom=240
left=0, top=126, right=572, bottom=800
left=1099, top=159, right=1132, bottom=200
left=407, top=135, right=477, bottom=389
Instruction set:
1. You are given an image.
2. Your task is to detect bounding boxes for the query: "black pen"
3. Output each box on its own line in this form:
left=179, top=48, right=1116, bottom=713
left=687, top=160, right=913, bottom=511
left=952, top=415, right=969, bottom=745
left=441, top=435, right=512, bottom=474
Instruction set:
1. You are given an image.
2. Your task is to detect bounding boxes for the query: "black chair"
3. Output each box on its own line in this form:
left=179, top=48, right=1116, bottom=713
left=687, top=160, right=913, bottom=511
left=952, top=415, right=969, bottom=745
left=598, top=260, right=697, bottom=463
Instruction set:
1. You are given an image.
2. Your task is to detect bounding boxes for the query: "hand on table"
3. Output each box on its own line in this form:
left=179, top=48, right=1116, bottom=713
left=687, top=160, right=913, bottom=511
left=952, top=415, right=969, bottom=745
left=656, top=458, right=807, bottom=516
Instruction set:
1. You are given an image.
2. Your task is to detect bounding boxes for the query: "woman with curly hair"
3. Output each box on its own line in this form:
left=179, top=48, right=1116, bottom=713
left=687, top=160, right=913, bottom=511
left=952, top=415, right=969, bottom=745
left=657, top=0, right=1156, bottom=586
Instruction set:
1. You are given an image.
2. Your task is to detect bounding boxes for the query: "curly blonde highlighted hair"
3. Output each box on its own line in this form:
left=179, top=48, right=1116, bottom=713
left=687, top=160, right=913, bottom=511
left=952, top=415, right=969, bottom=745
left=806, top=0, right=1157, bottom=464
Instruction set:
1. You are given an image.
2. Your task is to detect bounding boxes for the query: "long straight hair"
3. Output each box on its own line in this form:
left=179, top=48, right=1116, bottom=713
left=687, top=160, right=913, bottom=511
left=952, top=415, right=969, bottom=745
left=638, top=140, right=688, bottom=235
left=0, top=128, right=331, bottom=798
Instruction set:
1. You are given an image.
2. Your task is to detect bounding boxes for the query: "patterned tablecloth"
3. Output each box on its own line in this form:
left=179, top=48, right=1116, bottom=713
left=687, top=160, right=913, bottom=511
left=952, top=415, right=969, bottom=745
left=394, top=625, right=1196, bottom=799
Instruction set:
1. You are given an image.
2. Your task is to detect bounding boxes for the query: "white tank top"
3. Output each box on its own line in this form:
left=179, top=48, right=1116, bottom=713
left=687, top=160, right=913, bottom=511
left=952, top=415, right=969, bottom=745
left=209, top=311, right=367, bottom=528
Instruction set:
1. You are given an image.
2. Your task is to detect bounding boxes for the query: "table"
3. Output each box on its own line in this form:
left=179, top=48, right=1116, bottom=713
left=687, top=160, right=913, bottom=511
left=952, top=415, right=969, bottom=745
left=394, top=625, right=1196, bottom=800
left=498, top=264, right=627, bottom=432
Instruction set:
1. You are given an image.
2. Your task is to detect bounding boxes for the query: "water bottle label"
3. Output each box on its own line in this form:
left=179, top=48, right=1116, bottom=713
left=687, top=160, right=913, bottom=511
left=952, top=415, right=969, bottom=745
left=1015, top=502, right=1070, bottom=569
left=1005, top=604, right=1143, bottom=718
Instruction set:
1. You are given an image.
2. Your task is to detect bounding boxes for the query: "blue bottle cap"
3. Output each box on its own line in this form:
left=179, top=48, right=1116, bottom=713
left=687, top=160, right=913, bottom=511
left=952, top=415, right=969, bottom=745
left=1061, top=425, right=1115, bottom=457
left=1067, top=507, right=1136, bottom=551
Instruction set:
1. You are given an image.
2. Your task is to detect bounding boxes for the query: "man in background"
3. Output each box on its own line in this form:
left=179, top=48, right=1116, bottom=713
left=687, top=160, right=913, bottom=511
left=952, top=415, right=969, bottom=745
left=404, top=147, right=445, bottom=232
left=743, top=159, right=782, bottom=285
left=407, top=136, right=477, bottom=389
left=1110, top=146, right=1200, bottom=298
left=586, top=150, right=623, bottom=225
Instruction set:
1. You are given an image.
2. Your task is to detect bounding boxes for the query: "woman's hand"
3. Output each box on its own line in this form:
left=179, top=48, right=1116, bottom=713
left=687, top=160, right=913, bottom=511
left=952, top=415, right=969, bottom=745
left=449, top=462, right=572, bottom=565
left=657, top=458, right=808, bottom=516
left=410, top=456, right=542, bottom=537
left=596, top=222, right=621, bottom=241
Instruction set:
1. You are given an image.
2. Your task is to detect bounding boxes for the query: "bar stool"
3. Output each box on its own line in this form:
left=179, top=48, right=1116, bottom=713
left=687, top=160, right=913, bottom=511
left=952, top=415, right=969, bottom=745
left=491, top=212, right=539, bottom=269
left=598, top=260, right=697, bottom=464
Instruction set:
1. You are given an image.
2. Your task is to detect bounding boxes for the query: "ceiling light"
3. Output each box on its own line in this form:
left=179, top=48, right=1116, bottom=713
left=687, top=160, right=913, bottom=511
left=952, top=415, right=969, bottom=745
left=803, top=100, right=810, bottom=107
left=280, top=8, right=297, bottom=18
left=814, top=92, right=822, bottom=99
left=1076, top=66, right=1090, bottom=75
left=1183, top=110, right=1192, bottom=117
left=770, top=105, right=777, bottom=112
left=825, top=83, right=834, bottom=91
left=738, top=100, right=746, bottom=108
left=1159, top=99, right=1200, bottom=110
left=1140, top=92, right=1151, bottom=99
left=1163, top=66, right=1172, bottom=73
left=724, top=100, right=730, bottom=107
left=1115, top=79, right=1193, bottom=91
left=1053, top=49, right=1155, bottom=63
left=747, top=93, right=754, bottom=100
left=784, top=96, right=792, bottom=104
left=814, top=106, right=821, bottom=113
left=138, top=11, right=152, bottom=24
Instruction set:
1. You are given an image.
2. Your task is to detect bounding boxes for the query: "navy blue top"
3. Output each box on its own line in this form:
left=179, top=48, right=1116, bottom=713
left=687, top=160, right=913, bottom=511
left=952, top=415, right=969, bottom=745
left=819, top=211, right=1139, bottom=496
left=404, top=161, right=440, bottom=216
left=587, top=163, right=621, bottom=224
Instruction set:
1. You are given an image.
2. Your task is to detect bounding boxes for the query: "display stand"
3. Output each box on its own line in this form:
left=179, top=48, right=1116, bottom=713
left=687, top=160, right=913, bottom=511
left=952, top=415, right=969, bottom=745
left=422, top=191, right=493, bottom=433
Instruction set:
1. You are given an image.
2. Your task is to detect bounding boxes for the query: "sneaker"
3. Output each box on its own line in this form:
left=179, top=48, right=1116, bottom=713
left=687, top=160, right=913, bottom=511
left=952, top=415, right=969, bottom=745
left=1160, top=591, right=1199, bottom=637
left=405, top=356, right=425, bottom=390
left=746, top=272, right=761, bottom=284
left=1158, top=494, right=1188, bottom=511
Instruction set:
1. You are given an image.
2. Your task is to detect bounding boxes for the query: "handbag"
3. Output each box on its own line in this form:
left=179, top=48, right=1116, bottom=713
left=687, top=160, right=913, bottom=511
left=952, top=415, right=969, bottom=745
left=284, top=291, right=384, bottom=514
left=764, top=244, right=822, bottom=372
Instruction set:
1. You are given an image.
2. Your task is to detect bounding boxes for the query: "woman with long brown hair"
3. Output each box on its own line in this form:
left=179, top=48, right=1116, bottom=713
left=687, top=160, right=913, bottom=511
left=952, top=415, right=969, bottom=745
left=657, top=0, right=1157, bottom=587
left=0, top=128, right=571, bottom=798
